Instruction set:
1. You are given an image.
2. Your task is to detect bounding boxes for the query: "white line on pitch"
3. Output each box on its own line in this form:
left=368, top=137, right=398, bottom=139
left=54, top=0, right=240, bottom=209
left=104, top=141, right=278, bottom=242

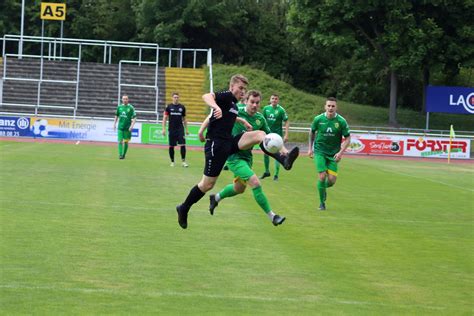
left=0, top=283, right=446, bottom=311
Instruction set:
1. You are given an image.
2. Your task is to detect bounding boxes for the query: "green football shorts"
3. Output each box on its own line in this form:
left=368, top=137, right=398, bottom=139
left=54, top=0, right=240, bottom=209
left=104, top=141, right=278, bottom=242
left=227, top=158, right=255, bottom=183
left=314, top=153, right=338, bottom=176
left=118, top=129, right=132, bottom=142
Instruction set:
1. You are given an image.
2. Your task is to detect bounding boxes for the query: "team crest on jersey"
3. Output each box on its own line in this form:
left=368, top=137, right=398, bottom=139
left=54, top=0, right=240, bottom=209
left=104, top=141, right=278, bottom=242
left=335, top=123, right=339, bottom=128
left=256, top=119, right=260, bottom=125
left=179, top=108, right=182, bottom=112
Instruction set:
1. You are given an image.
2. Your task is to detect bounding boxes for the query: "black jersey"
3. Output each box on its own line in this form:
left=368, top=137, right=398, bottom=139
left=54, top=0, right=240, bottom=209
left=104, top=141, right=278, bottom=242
left=206, top=91, right=239, bottom=140
left=165, top=103, right=186, bottom=132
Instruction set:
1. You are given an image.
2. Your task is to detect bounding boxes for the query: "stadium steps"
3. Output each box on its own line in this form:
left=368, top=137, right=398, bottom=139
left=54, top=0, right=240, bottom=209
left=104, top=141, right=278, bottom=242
left=0, top=58, right=168, bottom=121
left=165, top=67, right=207, bottom=123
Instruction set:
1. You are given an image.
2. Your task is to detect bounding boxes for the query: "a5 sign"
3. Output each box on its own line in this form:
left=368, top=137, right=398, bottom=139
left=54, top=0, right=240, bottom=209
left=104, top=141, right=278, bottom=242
left=40, top=2, right=66, bottom=21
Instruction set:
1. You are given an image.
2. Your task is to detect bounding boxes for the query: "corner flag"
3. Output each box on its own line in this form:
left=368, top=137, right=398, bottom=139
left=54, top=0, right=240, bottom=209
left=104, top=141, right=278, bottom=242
left=448, top=125, right=455, bottom=163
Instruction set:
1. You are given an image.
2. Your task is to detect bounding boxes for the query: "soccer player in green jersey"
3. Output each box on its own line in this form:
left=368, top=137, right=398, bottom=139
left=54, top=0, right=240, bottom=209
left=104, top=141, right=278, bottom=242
left=206, top=90, right=288, bottom=226
left=261, top=94, right=289, bottom=181
left=308, top=97, right=351, bottom=210
left=113, top=95, right=137, bottom=159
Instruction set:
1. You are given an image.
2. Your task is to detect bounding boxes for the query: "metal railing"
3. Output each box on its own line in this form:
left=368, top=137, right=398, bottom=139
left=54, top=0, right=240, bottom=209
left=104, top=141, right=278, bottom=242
left=118, top=59, right=160, bottom=121
left=1, top=34, right=213, bottom=120
left=290, top=122, right=474, bottom=139
left=2, top=53, right=79, bottom=116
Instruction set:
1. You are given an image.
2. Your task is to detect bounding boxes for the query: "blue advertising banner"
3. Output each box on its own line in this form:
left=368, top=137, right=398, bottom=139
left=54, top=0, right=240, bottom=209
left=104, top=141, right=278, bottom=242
left=0, top=116, right=31, bottom=137
left=426, top=86, right=474, bottom=114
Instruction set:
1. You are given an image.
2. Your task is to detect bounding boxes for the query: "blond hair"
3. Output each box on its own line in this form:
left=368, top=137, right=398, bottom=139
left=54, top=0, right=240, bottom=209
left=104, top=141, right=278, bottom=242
left=230, top=74, right=249, bottom=86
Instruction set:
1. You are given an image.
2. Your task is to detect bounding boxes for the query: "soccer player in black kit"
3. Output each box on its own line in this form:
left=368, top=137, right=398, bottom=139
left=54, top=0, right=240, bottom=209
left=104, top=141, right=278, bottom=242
left=176, top=74, right=300, bottom=229
left=162, top=92, right=189, bottom=167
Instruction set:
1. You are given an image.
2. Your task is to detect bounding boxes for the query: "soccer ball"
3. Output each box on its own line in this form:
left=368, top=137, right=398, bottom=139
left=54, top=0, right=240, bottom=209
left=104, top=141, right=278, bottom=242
left=263, top=133, right=283, bottom=154
left=31, top=119, right=49, bottom=137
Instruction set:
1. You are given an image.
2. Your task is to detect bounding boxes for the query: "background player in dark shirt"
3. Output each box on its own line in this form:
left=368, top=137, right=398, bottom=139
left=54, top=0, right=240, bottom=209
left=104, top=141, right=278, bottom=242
left=176, top=74, right=299, bottom=229
left=162, top=92, right=189, bottom=167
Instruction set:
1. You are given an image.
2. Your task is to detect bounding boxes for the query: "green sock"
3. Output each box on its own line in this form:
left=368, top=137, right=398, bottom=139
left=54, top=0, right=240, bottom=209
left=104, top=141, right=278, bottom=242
left=118, top=142, right=123, bottom=156
left=275, top=160, right=280, bottom=176
left=252, top=186, right=271, bottom=213
left=263, top=155, right=270, bottom=173
left=219, top=184, right=238, bottom=200
left=124, top=142, right=129, bottom=156
left=318, top=180, right=327, bottom=204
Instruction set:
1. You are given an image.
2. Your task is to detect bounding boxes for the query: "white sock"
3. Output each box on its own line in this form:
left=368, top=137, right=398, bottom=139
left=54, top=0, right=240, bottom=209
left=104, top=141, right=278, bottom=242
left=215, top=193, right=221, bottom=202
left=267, top=211, right=275, bottom=221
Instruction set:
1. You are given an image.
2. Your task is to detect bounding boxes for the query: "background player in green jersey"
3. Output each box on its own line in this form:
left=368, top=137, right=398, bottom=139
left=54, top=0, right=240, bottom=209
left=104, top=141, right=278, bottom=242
left=308, top=97, right=351, bottom=210
left=261, top=94, right=289, bottom=181
left=113, top=95, right=137, bottom=159
left=206, top=90, right=288, bottom=226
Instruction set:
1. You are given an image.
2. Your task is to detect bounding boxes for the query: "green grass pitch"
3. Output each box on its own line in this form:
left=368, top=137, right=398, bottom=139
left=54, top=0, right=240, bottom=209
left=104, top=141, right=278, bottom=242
left=0, top=140, right=472, bottom=314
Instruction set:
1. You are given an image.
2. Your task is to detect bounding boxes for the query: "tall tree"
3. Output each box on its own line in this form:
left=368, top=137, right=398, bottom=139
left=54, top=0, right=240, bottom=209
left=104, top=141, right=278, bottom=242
left=288, top=1, right=443, bottom=125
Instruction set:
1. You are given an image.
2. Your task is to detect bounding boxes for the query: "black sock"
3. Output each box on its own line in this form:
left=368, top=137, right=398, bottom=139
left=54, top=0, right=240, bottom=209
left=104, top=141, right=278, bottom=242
left=180, top=146, right=186, bottom=161
left=259, top=143, right=285, bottom=165
left=169, top=147, right=175, bottom=162
left=182, top=185, right=205, bottom=210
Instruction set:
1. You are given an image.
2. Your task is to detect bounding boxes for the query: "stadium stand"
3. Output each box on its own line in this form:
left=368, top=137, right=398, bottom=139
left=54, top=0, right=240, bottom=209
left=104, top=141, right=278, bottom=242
left=165, top=67, right=207, bottom=122
left=1, top=41, right=208, bottom=123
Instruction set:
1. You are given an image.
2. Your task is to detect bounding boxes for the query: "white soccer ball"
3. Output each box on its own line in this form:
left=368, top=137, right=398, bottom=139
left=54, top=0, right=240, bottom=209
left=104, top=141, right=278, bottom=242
left=263, top=133, right=283, bottom=154
left=31, top=119, right=49, bottom=137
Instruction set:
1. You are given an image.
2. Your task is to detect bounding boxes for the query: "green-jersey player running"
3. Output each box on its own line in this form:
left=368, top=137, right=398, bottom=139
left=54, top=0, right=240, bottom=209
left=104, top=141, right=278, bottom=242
left=261, top=94, right=289, bottom=181
left=202, top=90, right=294, bottom=226
left=113, top=95, right=137, bottom=159
left=308, top=97, right=351, bottom=210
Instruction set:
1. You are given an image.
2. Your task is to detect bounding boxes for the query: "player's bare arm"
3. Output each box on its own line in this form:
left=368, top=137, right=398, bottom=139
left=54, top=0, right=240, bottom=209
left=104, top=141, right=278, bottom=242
left=162, top=113, right=168, bottom=136
left=183, top=117, right=189, bottom=135
left=198, top=115, right=211, bottom=142
left=113, top=116, right=118, bottom=131
left=202, top=93, right=222, bottom=119
left=308, top=131, right=316, bottom=158
left=129, top=118, right=136, bottom=132
left=284, top=120, right=290, bottom=142
left=334, top=135, right=351, bottom=162
left=236, top=117, right=252, bottom=131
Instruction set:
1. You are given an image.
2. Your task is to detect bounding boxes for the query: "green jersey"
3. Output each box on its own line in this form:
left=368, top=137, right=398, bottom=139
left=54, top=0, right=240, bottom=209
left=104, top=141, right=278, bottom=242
left=311, top=113, right=350, bottom=156
left=228, top=108, right=270, bottom=163
left=262, top=104, right=288, bottom=135
left=236, top=101, right=246, bottom=108
left=115, top=104, right=137, bottom=130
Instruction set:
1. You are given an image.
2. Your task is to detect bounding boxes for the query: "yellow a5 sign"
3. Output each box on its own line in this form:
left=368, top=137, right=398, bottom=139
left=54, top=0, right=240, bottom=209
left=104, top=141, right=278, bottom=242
left=40, top=3, right=66, bottom=21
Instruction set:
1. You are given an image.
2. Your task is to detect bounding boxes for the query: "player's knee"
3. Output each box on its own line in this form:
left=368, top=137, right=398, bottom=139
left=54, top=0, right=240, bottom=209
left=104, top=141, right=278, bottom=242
left=247, top=175, right=261, bottom=188
left=255, top=130, right=266, bottom=142
left=198, top=180, right=215, bottom=192
left=234, top=183, right=246, bottom=194
left=318, top=172, right=327, bottom=182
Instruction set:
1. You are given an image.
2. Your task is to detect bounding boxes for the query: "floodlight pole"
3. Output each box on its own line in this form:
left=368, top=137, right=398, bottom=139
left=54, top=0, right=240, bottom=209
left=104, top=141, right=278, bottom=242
left=19, top=0, right=25, bottom=59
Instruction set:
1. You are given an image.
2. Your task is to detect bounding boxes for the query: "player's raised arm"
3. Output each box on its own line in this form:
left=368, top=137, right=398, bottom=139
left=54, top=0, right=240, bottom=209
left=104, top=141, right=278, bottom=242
left=202, top=93, right=222, bottom=119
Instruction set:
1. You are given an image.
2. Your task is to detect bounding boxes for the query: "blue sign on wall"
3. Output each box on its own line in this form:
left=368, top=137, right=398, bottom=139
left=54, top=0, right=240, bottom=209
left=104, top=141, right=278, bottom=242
left=0, top=116, right=31, bottom=137
left=426, top=86, right=474, bottom=114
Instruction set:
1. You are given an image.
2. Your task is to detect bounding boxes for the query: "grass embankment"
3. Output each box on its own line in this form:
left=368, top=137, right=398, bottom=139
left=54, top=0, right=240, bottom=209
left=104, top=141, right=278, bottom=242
left=206, top=64, right=474, bottom=132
